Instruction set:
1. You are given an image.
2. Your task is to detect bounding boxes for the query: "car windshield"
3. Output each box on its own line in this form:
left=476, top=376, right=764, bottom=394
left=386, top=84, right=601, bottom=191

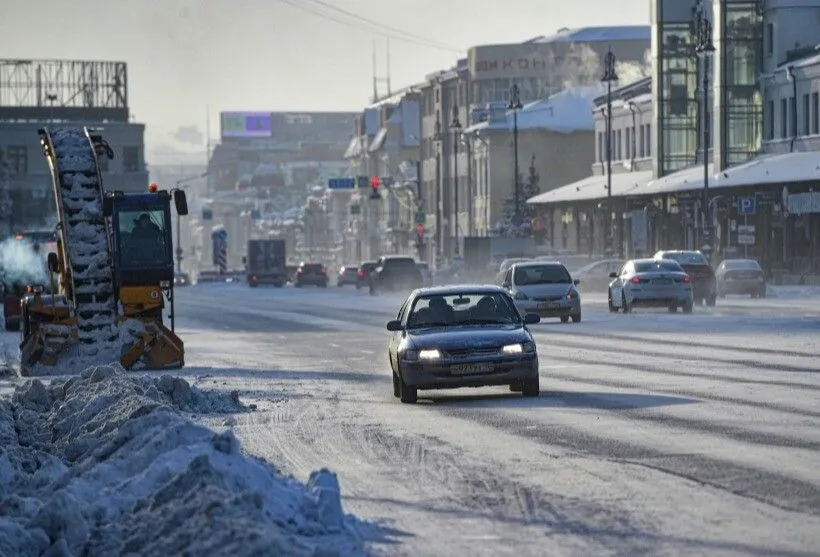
left=634, top=261, right=682, bottom=273
left=724, top=259, right=760, bottom=270
left=663, top=252, right=708, bottom=265
left=407, top=292, right=520, bottom=328
left=513, top=264, right=572, bottom=285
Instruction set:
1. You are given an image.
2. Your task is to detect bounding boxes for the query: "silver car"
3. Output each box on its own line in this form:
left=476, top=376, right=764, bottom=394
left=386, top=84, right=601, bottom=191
left=608, top=258, right=694, bottom=313
left=500, top=260, right=582, bottom=323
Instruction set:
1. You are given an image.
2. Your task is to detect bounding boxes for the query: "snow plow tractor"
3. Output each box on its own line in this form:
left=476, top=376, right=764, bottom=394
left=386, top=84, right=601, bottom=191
left=18, top=126, right=189, bottom=375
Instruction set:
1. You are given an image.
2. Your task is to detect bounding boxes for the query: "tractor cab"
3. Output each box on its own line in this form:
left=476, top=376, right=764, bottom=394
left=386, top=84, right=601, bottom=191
left=105, top=185, right=188, bottom=287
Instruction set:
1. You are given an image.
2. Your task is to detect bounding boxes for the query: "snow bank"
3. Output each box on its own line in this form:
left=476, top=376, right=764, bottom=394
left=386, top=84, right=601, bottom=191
left=768, top=285, right=820, bottom=299
left=0, top=363, right=366, bottom=556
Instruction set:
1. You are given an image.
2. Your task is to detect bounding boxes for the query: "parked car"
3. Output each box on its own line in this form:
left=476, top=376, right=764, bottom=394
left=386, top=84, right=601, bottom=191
left=336, top=265, right=359, bottom=287
left=500, top=260, right=581, bottom=323
left=356, top=261, right=377, bottom=290
left=572, top=258, right=625, bottom=292
left=716, top=259, right=766, bottom=298
left=369, top=255, right=423, bottom=294
left=294, top=262, right=329, bottom=287
left=653, top=250, right=716, bottom=306
left=386, top=285, right=541, bottom=403
left=608, top=258, right=693, bottom=313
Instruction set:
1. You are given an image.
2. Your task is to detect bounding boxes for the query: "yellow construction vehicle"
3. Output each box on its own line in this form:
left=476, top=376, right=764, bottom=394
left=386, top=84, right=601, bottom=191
left=18, top=127, right=189, bottom=375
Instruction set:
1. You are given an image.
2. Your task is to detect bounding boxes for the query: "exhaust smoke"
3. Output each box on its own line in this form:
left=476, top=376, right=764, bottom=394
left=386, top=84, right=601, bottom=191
left=0, top=237, right=49, bottom=289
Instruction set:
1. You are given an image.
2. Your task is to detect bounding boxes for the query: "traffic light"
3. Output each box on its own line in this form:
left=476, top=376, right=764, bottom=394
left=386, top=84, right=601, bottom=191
left=369, top=176, right=381, bottom=199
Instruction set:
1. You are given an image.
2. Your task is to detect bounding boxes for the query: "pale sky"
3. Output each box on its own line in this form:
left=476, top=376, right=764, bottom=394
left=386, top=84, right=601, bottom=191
left=2, top=0, right=647, bottom=163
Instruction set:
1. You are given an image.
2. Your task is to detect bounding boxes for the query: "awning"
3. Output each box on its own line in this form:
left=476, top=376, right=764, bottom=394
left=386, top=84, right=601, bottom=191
left=527, top=169, right=653, bottom=205
left=368, top=127, right=388, bottom=152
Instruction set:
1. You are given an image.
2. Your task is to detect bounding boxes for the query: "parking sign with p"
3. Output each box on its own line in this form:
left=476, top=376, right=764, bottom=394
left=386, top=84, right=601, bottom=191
left=738, top=196, right=756, bottom=215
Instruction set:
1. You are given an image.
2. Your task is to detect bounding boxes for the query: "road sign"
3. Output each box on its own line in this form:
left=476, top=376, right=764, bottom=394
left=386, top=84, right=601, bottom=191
left=738, top=234, right=755, bottom=245
left=380, top=176, right=394, bottom=187
left=356, top=176, right=369, bottom=189
left=328, top=178, right=355, bottom=189
left=738, top=196, right=756, bottom=215
left=737, top=224, right=755, bottom=234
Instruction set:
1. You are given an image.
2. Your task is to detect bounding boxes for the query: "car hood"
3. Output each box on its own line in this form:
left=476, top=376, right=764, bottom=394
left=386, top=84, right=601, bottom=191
left=515, top=283, right=574, bottom=298
left=406, top=325, right=530, bottom=350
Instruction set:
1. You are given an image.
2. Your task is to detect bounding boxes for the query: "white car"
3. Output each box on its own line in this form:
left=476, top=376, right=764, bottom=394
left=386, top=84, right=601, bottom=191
left=501, top=260, right=582, bottom=323
left=608, top=258, right=693, bottom=313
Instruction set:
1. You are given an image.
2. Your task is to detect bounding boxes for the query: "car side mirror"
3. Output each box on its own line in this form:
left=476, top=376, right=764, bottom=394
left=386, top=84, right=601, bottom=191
left=386, top=320, right=403, bottom=332
left=573, top=279, right=580, bottom=285
left=608, top=272, right=617, bottom=278
left=47, top=252, right=60, bottom=274
left=174, top=189, right=189, bottom=216
left=523, top=313, right=540, bottom=325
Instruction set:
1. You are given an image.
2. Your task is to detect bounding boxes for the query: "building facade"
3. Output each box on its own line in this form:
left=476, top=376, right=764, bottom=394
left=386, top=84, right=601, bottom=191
left=418, top=27, right=651, bottom=263
left=0, top=59, right=147, bottom=234
left=529, top=0, right=820, bottom=280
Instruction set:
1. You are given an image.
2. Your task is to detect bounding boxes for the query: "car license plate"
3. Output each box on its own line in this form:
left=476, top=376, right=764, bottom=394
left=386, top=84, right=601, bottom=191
left=652, top=278, right=672, bottom=285
left=450, top=362, right=495, bottom=375
left=537, top=302, right=560, bottom=310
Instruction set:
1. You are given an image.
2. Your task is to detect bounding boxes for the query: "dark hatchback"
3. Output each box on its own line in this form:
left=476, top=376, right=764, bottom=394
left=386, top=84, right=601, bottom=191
left=654, top=250, right=717, bottom=306
left=294, top=262, right=328, bottom=287
left=386, top=285, right=541, bottom=404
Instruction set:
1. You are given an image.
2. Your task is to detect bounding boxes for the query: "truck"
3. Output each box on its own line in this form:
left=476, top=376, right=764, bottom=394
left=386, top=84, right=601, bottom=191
left=245, top=239, right=287, bottom=287
left=462, top=236, right=537, bottom=281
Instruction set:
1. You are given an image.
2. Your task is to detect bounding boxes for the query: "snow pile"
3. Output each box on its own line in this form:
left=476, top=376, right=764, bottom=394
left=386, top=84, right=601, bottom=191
left=0, top=363, right=366, bottom=556
left=768, top=285, right=820, bottom=299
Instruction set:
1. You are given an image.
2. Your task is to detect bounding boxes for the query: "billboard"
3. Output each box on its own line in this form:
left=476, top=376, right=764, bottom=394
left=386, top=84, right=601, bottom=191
left=220, top=112, right=272, bottom=138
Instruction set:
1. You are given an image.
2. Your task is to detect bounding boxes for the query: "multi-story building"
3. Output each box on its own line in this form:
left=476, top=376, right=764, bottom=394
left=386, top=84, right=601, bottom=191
left=463, top=87, right=604, bottom=239
left=0, top=59, right=147, bottom=235
left=343, top=88, right=422, bottom=262
left=418, top=27, right=651, bottom=261
left=528, top=0, right=820, bottom=279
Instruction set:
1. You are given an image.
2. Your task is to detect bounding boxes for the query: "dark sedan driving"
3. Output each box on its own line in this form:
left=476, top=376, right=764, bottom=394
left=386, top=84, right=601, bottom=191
left=386, top=285, right=541, bottom=404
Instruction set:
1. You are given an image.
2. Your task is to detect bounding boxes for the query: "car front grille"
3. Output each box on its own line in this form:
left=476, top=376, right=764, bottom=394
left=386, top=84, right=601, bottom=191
left=443, top=347, right=499, bottom=358
left=531, top=295, right=564, bottom=302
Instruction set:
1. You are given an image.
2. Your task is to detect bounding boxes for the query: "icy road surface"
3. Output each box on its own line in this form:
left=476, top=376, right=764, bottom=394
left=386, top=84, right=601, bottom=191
left=4, top=284, right=820, bottom=555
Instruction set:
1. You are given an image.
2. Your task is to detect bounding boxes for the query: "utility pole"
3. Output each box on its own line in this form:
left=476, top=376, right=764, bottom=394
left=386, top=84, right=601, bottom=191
left=694, top=1, right=715, bottom=261
left=601, top=48, right=618, bottom=256
left=450, top=105, right=463, bottom=257
left=433, top=116, right=443, bottom=266
left=508, top=85, right=523, bottom=229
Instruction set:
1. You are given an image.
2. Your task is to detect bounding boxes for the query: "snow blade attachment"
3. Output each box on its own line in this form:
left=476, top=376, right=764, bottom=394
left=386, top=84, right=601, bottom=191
left=120, top=321, right=185, bottom=369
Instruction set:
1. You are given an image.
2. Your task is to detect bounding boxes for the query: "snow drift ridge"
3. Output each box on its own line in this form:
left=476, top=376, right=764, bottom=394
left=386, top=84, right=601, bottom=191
left=0, top=363, right=367, bottom=556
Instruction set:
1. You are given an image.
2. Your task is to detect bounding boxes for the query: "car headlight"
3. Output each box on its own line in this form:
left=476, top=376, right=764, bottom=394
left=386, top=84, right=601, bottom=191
left=502, top=343, right=523, bottom=354
left=513, top=290, right=528, bottom=300
left=418, top=349, right=441, bottom=360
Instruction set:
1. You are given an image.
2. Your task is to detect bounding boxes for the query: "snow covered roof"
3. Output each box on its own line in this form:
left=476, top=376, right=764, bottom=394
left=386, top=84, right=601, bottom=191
left=465, top=86, right=603, bottom=135
left=528, top=170, right=653, bottom=205
left=530, top=26, right=650, bottom=45
left=644, top=151, right=820, bottom=195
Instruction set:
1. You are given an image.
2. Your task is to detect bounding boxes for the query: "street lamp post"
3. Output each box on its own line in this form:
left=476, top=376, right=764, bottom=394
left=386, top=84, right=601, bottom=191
left=601, top=48, right=618, bottom=256
left=450, top=105, right=463, bottom=256
left=694, top=1, right=715, bottom=259
left=507, top=85, right=523, bottom=226
left=433, top=116, right=443, bottom=263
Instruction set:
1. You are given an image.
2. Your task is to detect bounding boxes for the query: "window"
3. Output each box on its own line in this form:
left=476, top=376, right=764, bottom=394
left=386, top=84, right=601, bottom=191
left=122, top=146, right=141, bottom=172
left=813, top=92, right=819, bottom=135
left=616, top=129, right=622, bottom=160
left=625, top=127, right=631, bottom=159
left=781, top=98, right=788, bottom=138
left=767, top=100, right=775, bottom=139
left=645, top=124, right=651, bottom=156
left=597, top=131, right=603, bottom=162
left=406, top=292, right=520, bottom=328
left=789, top=96, right=796, bottom=136
left=117, top=209, right=169, bottom=267
left=639, top=125, right=645, bottom=157
left=804, top=94, right=811, bottom=135
left=766, top=23, right=773, bottom=56
left=4, top=146, right=27, bottom=175
left=513, top=264, right=572, bottom=285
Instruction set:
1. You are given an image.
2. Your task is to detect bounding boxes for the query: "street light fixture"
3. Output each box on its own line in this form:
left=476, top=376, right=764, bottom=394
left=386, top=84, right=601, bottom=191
left=693, top=1, right=715, bottom=259
left=601, top=48, right=618, bottom=256
left=173, top=172, right=208, bottom=273
left=450, top=104, right=463, bottom=256
left=507, top=84, right=523, bottom=227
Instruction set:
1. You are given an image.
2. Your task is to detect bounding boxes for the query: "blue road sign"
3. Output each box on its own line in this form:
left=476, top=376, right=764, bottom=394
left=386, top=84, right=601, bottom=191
left=357, top=176, right=369, bottom=188
left=738, top=196, right=756, bottom=215
left=380, top=176, right=394, bottom=187
left=328, top=178, right=355, bottom=189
